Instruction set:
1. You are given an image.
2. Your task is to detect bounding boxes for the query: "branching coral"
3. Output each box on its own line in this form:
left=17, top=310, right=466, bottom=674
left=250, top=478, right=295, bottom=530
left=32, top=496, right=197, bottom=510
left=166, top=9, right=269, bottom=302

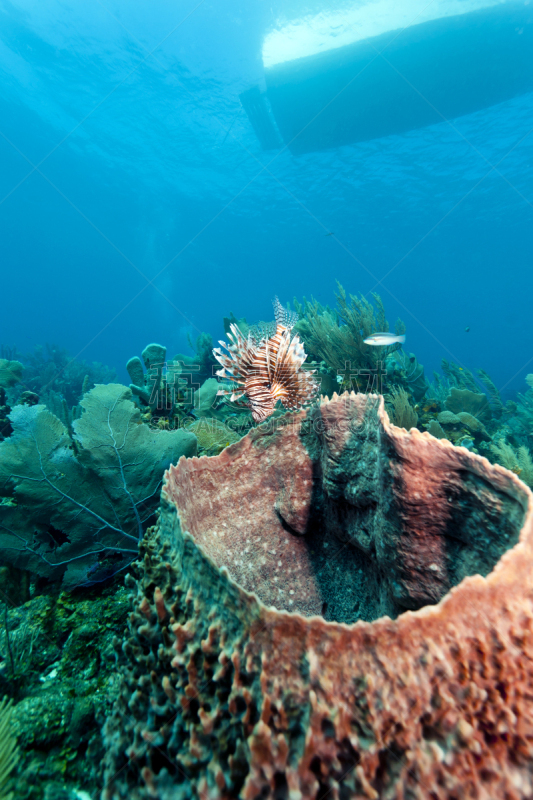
left=293, top=283, right=404, bottom=373
left=516, top=381, right=533, bottom=445
left=441, top=358, right=478, bottom=392
left=491, top=440, right=533, bottom=487
left=388, top=386, right=418, bottom=429
left=425, top=372, right=452, bottom=405
left=477, top=368, right=504, bottom=418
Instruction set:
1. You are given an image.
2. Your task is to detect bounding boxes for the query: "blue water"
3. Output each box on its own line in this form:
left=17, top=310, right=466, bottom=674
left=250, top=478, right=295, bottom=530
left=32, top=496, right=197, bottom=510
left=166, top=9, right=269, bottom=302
left=1, top=0, right=532, bottom=396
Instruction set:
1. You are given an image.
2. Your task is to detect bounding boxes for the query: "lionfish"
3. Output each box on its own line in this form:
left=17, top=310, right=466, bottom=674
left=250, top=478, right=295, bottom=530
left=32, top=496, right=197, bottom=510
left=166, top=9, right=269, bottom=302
left=213, top=297, right=319, bottom=422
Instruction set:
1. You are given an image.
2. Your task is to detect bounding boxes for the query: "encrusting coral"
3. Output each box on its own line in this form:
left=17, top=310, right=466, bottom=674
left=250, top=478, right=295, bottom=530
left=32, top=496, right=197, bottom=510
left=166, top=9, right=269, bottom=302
left=433, top=409, right=490, bottom=447
left=185, top=417, right=241, bottom=456
left=103, top=392, right=533, bottom=800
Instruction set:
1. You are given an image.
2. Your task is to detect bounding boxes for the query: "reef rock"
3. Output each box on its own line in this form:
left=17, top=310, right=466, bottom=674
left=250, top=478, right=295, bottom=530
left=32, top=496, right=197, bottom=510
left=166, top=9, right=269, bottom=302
left=103, top=393, right=533, bottom=800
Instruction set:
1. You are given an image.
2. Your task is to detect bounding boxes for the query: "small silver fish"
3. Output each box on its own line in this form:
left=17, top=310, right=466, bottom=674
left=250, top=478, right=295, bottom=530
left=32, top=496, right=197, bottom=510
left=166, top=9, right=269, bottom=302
left=364, top=333, right=406, bottom=346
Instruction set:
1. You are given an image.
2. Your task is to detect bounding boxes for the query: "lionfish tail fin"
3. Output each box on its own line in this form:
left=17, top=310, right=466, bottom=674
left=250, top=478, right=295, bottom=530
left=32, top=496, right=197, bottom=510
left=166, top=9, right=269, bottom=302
left=273, top=296, right=298, bottom=331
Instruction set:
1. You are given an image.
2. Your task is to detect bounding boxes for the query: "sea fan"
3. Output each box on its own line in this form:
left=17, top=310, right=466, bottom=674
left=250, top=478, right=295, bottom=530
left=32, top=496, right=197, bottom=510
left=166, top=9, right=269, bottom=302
left=213, top=298, right=318, bottom=422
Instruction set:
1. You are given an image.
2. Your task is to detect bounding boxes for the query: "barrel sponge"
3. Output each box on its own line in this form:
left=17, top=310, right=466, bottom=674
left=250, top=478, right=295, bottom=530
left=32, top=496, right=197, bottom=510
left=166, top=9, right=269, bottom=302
left=103, top=393, right=533, bottom=800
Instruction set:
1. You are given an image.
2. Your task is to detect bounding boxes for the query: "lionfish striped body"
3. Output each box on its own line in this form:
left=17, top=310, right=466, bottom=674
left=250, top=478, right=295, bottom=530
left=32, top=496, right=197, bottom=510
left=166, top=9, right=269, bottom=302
left=213, top=297, right=319, bottom=422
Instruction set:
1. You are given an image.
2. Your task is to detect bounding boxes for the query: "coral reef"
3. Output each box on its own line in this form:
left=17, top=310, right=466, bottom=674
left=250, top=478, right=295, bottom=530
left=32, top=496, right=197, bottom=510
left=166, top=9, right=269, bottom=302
left=0, top=582, right=131, bottom=800
left=388, top=386, right=418, bottom=429
left=290, top=284, right=430, bottom=407
left=185, top=418, right=241, bottom=456
left=127, top=344, right=174, bottom=414
left=490, top=440, right=533, bottom=487
left=173, top=332, right=218, bottom=389
left=425, top=418, right=446, bottom=438
left=0, top=384, right=196, bottom=588
left=294, top=284, right=405, bottom=374
left=441, top=359, right=479, bottom=392
left=223, top=313, right=250, bottom=339
left=102, top=392, right=533, bottom=799
left=435, top=358, right=504, bottom=422
left=514, top=379, right=533, bottom=449
left=385, top=349, right=427, bottom=402
left=127, top=344, right=228, bottom=427
left=477, top=368, right=504, bottom=418
left=0, top=360, right=23, bottom=390
left=435, top=409, right=490, bottom=446
left=445, top=387, right=491, bottom=423
left=18, top=343, right=115, bottom=408
left=0, top=389, right=12, bottom=442
left=5, top=307, right=533, bottom=799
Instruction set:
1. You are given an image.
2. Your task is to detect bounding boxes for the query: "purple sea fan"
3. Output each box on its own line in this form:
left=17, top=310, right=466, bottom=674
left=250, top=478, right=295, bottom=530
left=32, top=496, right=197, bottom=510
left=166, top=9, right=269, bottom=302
left=213, top=297, right=319, bottom=422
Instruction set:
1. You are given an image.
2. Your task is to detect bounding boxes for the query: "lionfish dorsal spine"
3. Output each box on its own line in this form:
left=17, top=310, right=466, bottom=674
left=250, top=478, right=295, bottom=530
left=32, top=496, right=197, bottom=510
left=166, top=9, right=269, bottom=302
left=273, top=296, right=298, bottom=331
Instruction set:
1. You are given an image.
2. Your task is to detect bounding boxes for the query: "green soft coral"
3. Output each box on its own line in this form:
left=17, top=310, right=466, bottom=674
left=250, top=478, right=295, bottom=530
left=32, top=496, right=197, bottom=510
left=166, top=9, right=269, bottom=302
left=490, top=440, right=533, bottom=487
left=294, top=282, right=404, bottom=374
